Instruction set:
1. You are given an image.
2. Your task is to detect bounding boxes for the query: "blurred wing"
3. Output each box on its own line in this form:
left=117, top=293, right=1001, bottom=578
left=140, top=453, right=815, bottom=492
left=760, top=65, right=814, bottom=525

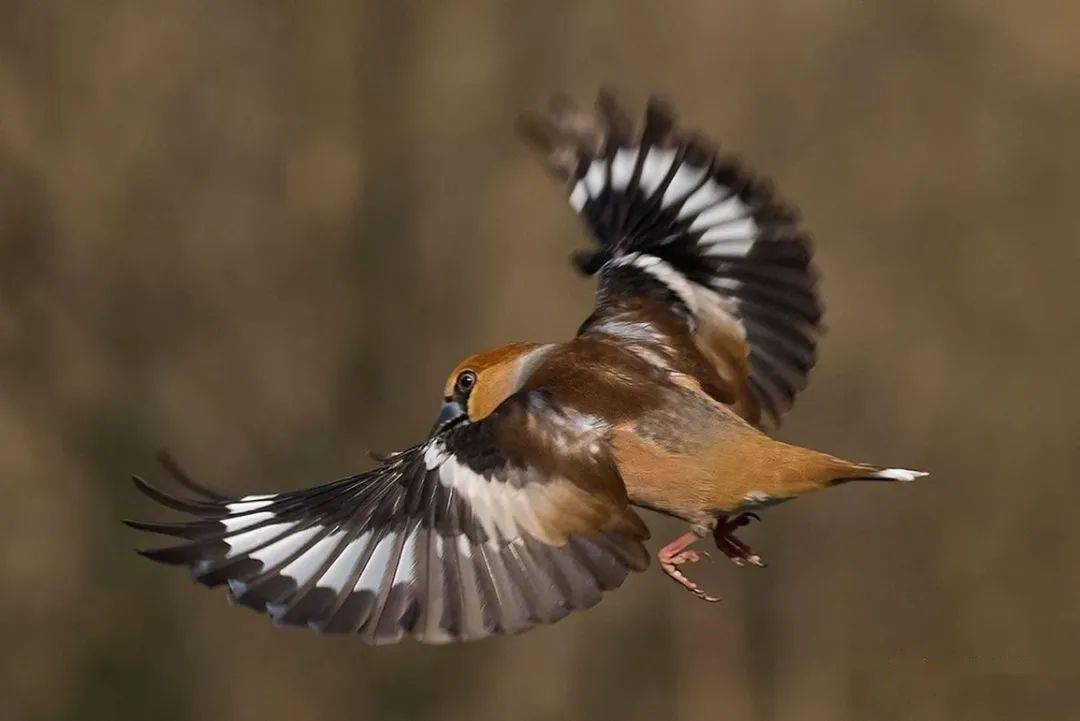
left=520, top=93, right=821, bottom=427
left=128, top=393, right=649, bottom=645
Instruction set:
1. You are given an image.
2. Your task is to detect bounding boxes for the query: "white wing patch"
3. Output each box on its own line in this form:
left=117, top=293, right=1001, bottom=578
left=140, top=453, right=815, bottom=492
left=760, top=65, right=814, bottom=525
left=679, top=181, right=727, bottom=219
left=224, top=522, right=294, bottom=558
left=568, top=151, right=759, bottom=266
left=701, top=219, right=758, bottom=245
left=701, top=236, right=756, bottom=258
left=570, top=183, right=589, bottom=212
left=661, top=163, right=708, bottom=208
left=250, top=525, right=322, bottom=567
left=610, top=149, right=638, bottom=191
left=689, top=194, right=752, bottom=230
left=584, top=162, right=606, bottom=197
left=574, top=148, right=684, bottom=208
left=638, top=148, right=677, bottom=197
left=610, top=253, right=700, bottom=316
left=226, top=496, right=275, bottom=513
left=355, top=532, right=398, bottom=592
left=435, top=453, right=516, bottom=541
left=424, top=442, right=449, bottom=470
left=222, top=511, right=275, bottom=532
left=424, top=441, right=588, bottom=546
left=279, top=529, right=347, bottom=584
left=316, top=531, right=373, bottom=592
left=393, top=527, right=422, bottom=584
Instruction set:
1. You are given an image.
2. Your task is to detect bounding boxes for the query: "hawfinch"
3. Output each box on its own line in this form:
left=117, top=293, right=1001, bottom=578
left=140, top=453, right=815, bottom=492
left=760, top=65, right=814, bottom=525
left=129, top=93, right=926, bottom=644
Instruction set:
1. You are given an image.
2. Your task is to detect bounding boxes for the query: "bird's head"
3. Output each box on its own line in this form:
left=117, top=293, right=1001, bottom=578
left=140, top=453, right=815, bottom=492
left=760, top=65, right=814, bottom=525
left=432, top=342, right=548, bottom=435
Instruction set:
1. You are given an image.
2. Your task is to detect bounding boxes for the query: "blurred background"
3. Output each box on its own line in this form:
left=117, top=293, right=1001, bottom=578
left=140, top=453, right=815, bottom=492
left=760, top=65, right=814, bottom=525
left=2, top=2, right=1078, bottom=720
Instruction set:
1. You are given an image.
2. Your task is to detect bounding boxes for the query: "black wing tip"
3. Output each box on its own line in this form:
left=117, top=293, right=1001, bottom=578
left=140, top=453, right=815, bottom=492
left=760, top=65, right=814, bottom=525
left=130, top=474, right=219, bottom=515
left=570, top=248, right=610, bottom=276
left=131, top=474, right=169, bottom=504
left=123, top=517, right=222, bottom=541
left=123, top=518, right=171, bottom=534
left=134, top=545, right=190, bottom=565
left=155, top=448, right=231, bottom=501
left=514, top=112, right=552, bottom=148
left=644, top=93, right=675, bottom=117
left=642, top=95, right=677, bottom=141
left=546, top=92, right=577, bottom=115
left=595, top=89, right=633, bottom=147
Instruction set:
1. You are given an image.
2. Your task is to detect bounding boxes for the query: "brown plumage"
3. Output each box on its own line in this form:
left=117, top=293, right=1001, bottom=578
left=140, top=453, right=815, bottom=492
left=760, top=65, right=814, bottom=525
left=126, top=93, right=926, bottom=643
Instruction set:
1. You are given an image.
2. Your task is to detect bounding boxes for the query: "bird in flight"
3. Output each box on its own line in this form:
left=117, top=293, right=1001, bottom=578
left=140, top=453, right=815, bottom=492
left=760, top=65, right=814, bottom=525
left=128, top=93, right=926, bottom=644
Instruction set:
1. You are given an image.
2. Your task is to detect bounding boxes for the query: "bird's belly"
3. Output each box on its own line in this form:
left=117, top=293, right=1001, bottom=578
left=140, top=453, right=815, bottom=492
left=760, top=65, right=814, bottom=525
left=612, top=413, right=820, bottom=521
left=612, top=429, right=750, bottom=522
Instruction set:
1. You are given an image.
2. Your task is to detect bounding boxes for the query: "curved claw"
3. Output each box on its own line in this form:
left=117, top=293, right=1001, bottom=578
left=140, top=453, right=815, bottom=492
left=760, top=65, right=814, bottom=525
left=691, top=588, right=722, bottom=603
left=715, top=513, right=767, bottom=568
left=661, top=560, right=723, bottom=603
left=657, top=533, right=722, bottom=603
left=727, top=512, right=760, bottom=529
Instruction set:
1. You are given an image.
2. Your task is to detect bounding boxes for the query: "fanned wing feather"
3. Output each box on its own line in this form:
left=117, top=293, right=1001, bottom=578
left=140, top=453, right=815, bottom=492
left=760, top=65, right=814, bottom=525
left=521, top=92, right=822, bottom=428
left=129, top=394, right=648, bottom=645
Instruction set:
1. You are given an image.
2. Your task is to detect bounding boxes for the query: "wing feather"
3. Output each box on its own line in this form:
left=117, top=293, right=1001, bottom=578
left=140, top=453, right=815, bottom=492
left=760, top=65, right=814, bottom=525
left=522, top=92, right=823, bottom=427
left=129, top=393, right=648, bottom=644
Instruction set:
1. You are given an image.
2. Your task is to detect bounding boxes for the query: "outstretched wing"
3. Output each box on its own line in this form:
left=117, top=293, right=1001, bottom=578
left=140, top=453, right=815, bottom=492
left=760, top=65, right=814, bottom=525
left=520, top=93, right=821, bottom=428
left=128, top=392, right=649, bottom=645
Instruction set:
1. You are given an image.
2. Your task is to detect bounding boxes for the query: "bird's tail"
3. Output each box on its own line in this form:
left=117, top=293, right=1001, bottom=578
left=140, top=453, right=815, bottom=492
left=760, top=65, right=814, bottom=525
left=793, top=448, right=929, bottom=489
left=858, top=467, right=929, bottom=482
left=832, top=463, right=929, bottom=483
left=742, top=445, right=928, bottom=505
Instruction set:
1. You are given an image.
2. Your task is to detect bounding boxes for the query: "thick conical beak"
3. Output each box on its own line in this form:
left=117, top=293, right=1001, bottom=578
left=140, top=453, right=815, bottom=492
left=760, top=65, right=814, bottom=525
left=431, top=399, right=466, bottom=436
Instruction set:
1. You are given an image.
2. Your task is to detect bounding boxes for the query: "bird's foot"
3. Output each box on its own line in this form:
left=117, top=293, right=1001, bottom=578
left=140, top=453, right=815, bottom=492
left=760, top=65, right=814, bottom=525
left=714, top=513, right=766, bottom=568
left=657, top=531, right=721, bottom=603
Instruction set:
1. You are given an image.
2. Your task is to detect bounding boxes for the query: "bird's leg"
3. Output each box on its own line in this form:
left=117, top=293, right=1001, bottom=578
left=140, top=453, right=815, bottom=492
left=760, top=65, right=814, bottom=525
left=657, top=531, right=721, bottom=603
left=713, top=512, right=766, bottom=567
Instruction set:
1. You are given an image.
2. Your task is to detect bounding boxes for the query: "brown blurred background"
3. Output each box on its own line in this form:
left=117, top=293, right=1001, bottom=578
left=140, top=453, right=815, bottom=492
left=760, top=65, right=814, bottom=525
left=2, top=2, right=1078, bottom=721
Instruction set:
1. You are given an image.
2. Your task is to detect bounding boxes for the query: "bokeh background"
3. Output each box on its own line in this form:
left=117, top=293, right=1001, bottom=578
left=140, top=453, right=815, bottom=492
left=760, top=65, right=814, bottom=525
left=2, top=2, right=1078, bottom=720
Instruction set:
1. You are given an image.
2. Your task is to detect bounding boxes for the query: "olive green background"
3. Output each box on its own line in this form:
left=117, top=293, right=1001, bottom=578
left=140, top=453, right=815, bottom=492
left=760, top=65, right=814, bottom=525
left=2, top=2, right=1077, bottom=721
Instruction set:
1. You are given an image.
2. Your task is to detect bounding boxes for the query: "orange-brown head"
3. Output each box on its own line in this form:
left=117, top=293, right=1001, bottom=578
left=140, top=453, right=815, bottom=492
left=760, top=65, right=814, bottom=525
left=431, top=342, right=550, bottom=434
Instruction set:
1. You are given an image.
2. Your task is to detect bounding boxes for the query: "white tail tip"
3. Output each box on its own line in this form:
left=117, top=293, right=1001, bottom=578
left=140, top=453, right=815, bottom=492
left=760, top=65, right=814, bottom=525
left=873, top=468, right=929, bottom=482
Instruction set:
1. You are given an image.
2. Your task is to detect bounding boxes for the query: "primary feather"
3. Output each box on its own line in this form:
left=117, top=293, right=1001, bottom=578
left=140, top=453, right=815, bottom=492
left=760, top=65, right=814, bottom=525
left=520, top=92, right=822, bottom=428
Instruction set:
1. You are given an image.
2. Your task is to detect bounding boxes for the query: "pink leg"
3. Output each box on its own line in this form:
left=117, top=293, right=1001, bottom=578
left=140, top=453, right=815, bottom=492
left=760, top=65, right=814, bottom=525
left=713, top=513, right=766, bottom=567
left=657, top=531, right=721, bottom=603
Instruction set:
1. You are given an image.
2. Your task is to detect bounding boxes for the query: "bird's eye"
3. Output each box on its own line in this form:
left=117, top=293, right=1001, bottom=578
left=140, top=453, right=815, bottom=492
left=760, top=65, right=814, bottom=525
left=455, top=370, right=477, bottom=395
